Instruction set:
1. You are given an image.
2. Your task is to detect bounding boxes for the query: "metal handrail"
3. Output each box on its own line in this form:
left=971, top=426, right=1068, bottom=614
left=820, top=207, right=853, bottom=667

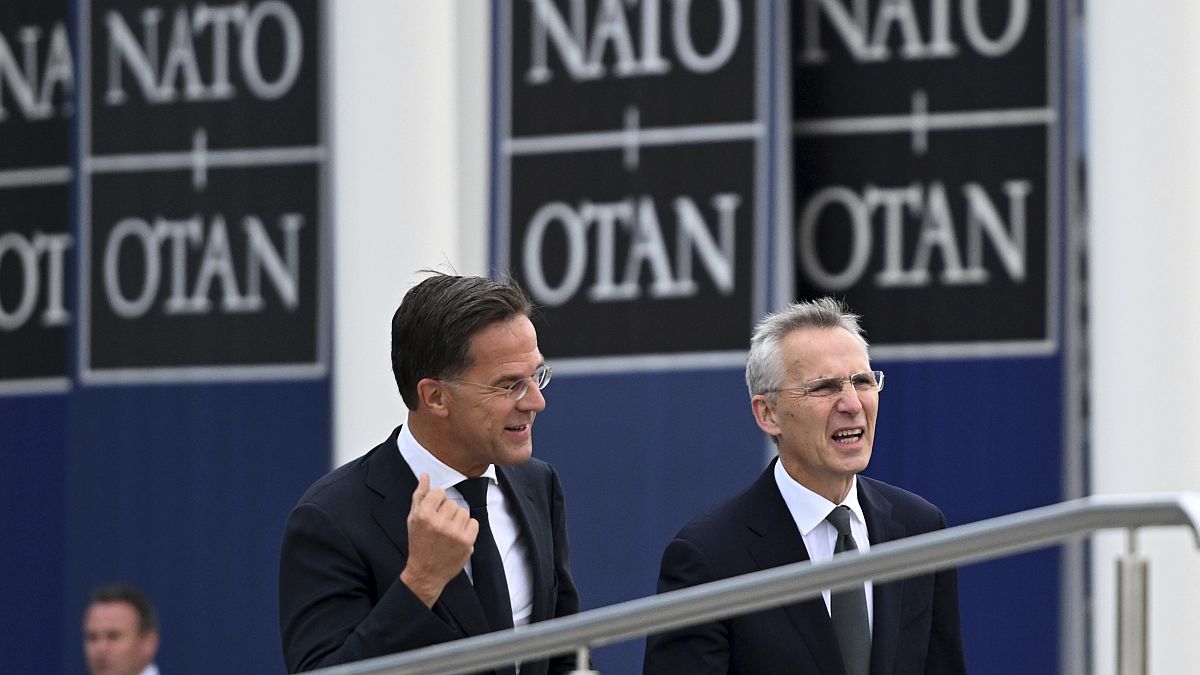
left=306, top=492, right=1200, bottom=675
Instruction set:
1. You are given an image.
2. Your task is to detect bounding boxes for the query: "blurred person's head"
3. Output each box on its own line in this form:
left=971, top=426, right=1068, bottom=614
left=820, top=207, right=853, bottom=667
left=83, top=584, right=159, bottom=675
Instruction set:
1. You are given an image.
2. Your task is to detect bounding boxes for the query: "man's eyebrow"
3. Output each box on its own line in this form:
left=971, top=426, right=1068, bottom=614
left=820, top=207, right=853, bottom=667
left=498, top=362, right=546, bottom=381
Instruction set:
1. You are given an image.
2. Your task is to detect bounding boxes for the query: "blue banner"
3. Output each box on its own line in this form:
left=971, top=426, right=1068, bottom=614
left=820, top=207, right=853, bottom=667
left=493, top=1, right=1077, bottom=673
left=1, top=2, right=329, bottom=672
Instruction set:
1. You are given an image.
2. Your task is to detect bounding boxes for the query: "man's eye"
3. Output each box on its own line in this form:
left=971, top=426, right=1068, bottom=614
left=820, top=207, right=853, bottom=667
left=807, top=380, right=841, bottom=396
left=851, top=374, right=876, bottom=389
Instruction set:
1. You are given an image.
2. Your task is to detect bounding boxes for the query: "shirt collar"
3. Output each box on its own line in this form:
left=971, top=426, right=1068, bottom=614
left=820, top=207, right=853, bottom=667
left=773, top=458, right=865, bottom=535
left=397, top=424, right=498, bottom=489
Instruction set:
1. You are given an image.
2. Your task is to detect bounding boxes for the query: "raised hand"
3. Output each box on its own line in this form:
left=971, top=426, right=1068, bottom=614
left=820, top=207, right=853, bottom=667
left=399, top=473, right=480, bottom=607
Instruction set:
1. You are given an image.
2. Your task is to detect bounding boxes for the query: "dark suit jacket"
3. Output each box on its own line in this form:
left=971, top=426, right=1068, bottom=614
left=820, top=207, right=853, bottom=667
left=643, top=460, right=966, bottom=674
left=279, top=427, right=580, bottom=673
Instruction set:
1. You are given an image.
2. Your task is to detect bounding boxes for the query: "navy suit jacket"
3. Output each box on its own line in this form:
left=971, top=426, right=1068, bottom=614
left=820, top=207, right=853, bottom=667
left=279, top=427, right=580, bottom=673
left=643, top=460, right=966, bottom=674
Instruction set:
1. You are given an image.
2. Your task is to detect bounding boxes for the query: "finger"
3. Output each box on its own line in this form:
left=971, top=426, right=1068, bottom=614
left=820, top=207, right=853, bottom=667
left=412, top=473, right=430, bottom=506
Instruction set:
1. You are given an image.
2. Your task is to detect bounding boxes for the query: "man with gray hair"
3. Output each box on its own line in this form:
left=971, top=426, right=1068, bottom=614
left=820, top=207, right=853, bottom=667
left=644, top=297, right=966, bottom=674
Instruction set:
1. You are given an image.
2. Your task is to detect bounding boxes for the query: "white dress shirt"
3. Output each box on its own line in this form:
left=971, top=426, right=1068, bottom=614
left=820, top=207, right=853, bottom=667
left=397, top=425, right=534, bottom=626
left=773, top=460, right=874, bottom=629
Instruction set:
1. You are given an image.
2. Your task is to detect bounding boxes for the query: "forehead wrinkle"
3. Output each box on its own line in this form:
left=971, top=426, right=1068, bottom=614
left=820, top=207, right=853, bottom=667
left=466, top=317, right=542, bottom=384
left=783, top=329, right=870, bottom=381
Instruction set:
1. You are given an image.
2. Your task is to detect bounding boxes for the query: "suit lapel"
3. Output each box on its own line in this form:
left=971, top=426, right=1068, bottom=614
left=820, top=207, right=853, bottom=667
left=365, top=430, right=415, bottom=556
left=745, top=463, right=846, bottom=675
left=859, top=478, right=905, bottom=675
left=496, top=466, right=551, bottom=621
left=364, top=427, right=492, bottom=639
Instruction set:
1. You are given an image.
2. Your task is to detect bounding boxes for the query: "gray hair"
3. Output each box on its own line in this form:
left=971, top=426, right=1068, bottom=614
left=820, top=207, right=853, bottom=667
left=745, top=297, right=869, bottom=397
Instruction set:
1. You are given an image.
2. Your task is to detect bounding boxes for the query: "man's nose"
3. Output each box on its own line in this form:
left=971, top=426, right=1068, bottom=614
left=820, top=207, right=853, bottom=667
left=519, top=380, right=547, bottom=411
left=834, top=385, right=864, bottom=412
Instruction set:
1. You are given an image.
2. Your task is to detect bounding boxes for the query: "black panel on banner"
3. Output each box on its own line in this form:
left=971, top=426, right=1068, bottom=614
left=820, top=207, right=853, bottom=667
left=503, top=0, right=765, bottom=360
left=84, top=0, right=324, bottom=377
left=0, top=4, right=72, bottom=168
left=0, top=184, right=72, bottom=380
left=795, top=2, right=1047, bottom=115
left=792, top=0, right=1053, bottom=350
left=88, top=165, right=319, bottom=369
left=511, top=0, right=754, bottom=134
left=91, top=0, right=319, bottom=153
left=1, top=4, right=73, bottom=388
left=511, top=143, right=756, bottom=357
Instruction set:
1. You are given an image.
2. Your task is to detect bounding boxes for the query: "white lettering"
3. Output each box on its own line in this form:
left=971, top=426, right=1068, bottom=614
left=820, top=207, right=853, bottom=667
left=104, top=217, right=162, bottom=318
left=671, top=0, right=740, bottom=73
left=105, top=1, right=302, bottom=105
left=0, top=22, right=74, bottom=122
left=672, top=193, right=739, bottom=294
left=582, top=199, right=635, bottom=301
left=523, top=201, right=589, bottom=306
left=797, top=180, right=1032, bottom=291
left=961, top=0, right=1028, bottom=57
left=798, top=186, right=872, bottom=290
left=0, top=233, right=38, bottom=329
left=964, top=179, right=1030, bottom=282
left=101, top=212, right=304, bottom=318
left=525, top=0, right=738, bottom=83
left=243, top=213, right=303, bottom=309
left=240, top=1, right=303, bottom=99
left=522, top=192, right=742, bottom=306
left=800, top=0, right=1027, bottom=64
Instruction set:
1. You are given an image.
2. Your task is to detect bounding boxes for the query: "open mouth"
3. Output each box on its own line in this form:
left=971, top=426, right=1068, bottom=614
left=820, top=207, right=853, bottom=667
left=505, top=423, right=529, bottom=432
left=832, top=429, right=864, bottom=445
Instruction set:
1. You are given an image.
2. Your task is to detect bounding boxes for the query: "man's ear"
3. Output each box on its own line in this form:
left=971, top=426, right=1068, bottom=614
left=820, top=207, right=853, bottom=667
left=751, top=395, right=781, bottom=437
left=415, top=378, right=452, bottom=418
left=140, top=630, right=159, bottom=661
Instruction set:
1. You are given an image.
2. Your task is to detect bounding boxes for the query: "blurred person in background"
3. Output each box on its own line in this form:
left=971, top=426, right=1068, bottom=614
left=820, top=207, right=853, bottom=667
left=83, top=583, right=160, bottom=675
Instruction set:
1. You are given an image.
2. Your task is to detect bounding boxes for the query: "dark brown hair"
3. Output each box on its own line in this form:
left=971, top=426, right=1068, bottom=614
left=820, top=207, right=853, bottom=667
left=391, top=272, right=533, bottom=410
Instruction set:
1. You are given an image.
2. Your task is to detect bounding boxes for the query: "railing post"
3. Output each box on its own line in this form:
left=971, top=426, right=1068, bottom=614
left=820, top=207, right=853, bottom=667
left=1116, top=529, right=1149, bottom=675
left=569, top=644, right=600, bottom=675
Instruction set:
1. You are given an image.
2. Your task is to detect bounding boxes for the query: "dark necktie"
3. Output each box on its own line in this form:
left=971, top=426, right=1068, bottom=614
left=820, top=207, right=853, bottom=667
left=456, top=478, right=515, bottom=635
left=826, top=505, right=871, bottom=675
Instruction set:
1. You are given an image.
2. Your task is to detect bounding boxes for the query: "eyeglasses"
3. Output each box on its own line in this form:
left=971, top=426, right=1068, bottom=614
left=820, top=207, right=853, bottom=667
left=441, top=364, right=553, bottom=401
left=762, top=370, right=884, bottom=398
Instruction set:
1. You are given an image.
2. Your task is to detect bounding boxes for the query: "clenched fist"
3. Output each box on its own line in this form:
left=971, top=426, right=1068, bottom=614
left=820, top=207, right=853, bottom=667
left=399, top=473, right=480, bottom=607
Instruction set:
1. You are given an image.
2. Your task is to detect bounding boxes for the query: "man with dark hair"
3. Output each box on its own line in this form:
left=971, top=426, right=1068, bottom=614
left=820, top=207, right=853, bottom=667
left=279, top=272, right=580, bottom=673
left=83, top=583, right=160, bottom=675
left=643, top=298, right=966, bottom=674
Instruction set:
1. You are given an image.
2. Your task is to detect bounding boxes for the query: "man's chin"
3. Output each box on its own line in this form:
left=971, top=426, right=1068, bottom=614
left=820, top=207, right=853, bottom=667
left=497, top=444, right=534, bottom=466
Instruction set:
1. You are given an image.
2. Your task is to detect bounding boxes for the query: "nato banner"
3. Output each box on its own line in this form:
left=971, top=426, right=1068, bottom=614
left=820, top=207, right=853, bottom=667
left=1, top=2, right=331, bottom=673
left=0, top=2, right=72, bottom=395
left=791, top=2, right=1075, bottom=673
left=82, top=0, right=325, bottom=380
left=493, top=2, right=1079, bottom=674
left=493, top=1, right=787, bottom=672
left=496, top=0, right=777, bottom=368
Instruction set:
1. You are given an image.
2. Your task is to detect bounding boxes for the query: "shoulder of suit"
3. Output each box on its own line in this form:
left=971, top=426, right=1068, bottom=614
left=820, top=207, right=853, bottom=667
left=858, top=474, right=947, bottom=526
left=502, top=456, right=557, bottom=484
left=295, top=435, right=393, bottom=505
left=673, top=475, right=774, bottom=541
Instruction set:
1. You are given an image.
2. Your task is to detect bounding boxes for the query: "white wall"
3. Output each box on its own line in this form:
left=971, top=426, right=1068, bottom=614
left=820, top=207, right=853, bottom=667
left=1087, top=2, right=1200, bottom=674
left=331, top=1, right=489, bottom=465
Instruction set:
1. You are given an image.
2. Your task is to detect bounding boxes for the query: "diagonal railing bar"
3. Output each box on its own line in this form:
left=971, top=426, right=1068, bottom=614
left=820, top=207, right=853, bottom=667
left=304, top=492, right=1200, bottom=675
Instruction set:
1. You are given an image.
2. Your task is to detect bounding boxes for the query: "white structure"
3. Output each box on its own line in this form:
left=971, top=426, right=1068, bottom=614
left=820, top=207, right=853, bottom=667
left=1087, top=2, right=1200, bottom=674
